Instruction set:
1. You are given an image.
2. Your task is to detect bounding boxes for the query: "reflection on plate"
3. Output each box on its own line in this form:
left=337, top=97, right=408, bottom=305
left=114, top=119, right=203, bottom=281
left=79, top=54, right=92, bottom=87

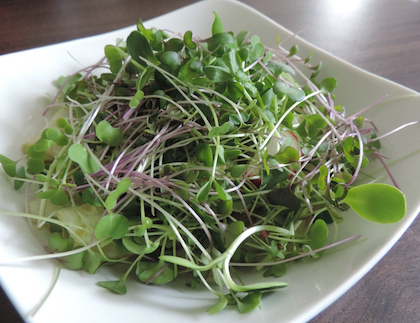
left=0, top=1, right=419, bottom=322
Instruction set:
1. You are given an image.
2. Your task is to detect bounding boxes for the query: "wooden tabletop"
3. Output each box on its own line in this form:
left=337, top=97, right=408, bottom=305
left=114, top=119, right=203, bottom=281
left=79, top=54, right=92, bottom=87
left=1, top=1, right=419, bottom=322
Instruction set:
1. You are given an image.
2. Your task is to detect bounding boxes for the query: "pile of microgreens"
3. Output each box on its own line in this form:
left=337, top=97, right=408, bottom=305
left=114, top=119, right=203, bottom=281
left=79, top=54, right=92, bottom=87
left=0, top=13, right=407, bottom=314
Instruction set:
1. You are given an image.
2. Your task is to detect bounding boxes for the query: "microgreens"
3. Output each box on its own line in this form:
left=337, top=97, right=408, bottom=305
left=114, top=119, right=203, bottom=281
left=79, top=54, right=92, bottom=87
left=0, top=12, right=410, bottom=315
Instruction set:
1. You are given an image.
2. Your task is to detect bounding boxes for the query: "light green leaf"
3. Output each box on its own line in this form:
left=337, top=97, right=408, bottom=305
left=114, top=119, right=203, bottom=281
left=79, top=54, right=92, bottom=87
left=343, top=183, right=406, bottom=223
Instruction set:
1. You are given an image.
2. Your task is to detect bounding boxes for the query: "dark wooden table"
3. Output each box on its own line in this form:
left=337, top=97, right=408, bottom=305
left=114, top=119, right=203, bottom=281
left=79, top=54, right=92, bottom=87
left=1, top=1, right=419, bottom=322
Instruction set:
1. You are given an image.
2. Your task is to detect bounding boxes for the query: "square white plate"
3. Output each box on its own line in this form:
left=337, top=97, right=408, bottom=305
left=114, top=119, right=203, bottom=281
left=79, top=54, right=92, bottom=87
left=1, top=1, right=420, bottom=322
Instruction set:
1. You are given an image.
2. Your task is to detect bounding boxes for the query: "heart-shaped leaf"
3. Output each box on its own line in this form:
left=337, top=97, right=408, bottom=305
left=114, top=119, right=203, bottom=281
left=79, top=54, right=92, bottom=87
left=38, top=188, right=69, bottom=206
left=94, top=213, right=129, bottom=239
left=96, top=120, right=123, bottom=147
left=48, top=232, right=74, bottom=252
left=275, top=146, right=300, bottom=164
left=307, top=219, right=328, bottom=250
left=68, top=144, right=100, bottom=174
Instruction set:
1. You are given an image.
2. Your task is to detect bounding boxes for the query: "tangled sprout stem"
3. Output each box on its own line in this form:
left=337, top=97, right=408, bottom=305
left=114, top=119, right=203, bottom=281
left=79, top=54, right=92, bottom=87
left=0, top=13, right=408, bottom=314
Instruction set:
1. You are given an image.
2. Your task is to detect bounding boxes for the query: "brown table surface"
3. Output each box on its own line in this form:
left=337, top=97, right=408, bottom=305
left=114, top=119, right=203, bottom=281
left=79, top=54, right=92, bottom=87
left=1, top=1, right=419, bottom=322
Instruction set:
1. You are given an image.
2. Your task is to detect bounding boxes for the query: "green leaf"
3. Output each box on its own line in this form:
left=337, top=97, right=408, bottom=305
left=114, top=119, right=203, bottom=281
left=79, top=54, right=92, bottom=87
left=263, top=264, right=286, bottom=278
left=159, top=51, right=182, bottom=75
left=82, top=187, right=103, bottom=206
left=163, top=38, right=184, bottom=52
left=224, top=149, right=242, bottom=161
left=267, top=61, right=295, bottom=76
left=273, top=81, right=305, bottom=101
left=183, top=30, right=197, bottom=49
left=26, top=145, right=45, bottom=159
left=318, top=165, right=328, bottom=190
left=267, top=187, right=301, bottom=210
left=275, top=146, right=300, bottom=164
left=306, top=114, right=328, bottom=138
left=104, top=178, right=131, bottom=210
left=98, top=279, right=127, bottom=294
left=195, top=181, right=212, bottom=203
left=173, top=182, right=190, bottom=201
left=48, top=232, right=74, bottom=252
left=320, top=77, right=337, bottom=93
left=129, top=90, right=144, bottom=108
left=216, top=198, right=233, bottom=215
left=96, top=120, right=123, bottom=147
left=62, top=251, right=85, bottom=271
left=221, top=221, right=244, bottom=248
left=343, top=183, right=406, bottom=223
left=307, top=219, right=328, bottom=250
left=236, top=30, right=250, bottom=46
left=94, top=213, right=129, bottom=239
left=38, top=189, right=69, bottom=206
left=203, top=33, right=235, bottom=52
left=230, top=164, right=248, bottom=177
left=105, top=45, right=124, bottom=74
left=178, top=57, right=200, bottom=83
left=212, top=12, right=225, bottom=35
left=127, top=30, right=160, bottom=66
left=261, top=169, right=288, bottom=189
left=27, top=158, right=45, bottom=174
left=196, top=143, right=213, bottom=167
left=208, top=296, right=228, bottom=315
left=34, top=138, right=53, bottom=152
left=68, top=144, right=100, bottom=174
left=136, top=261, right=175, bottom=285
left=237, top=292, right=262, bottom=313
left=137, top=66, right=155, bottom=91
left=14, top=166, right=26, bottom=190
left=35, top=174, right=60, bottom=185
left=288, top=44, right=298, bottom=57
left=83, top=251, right=102, bottom=274
left=204, top=65, right=232, bottom=82
left=122, top=236, right=159, bottom=254
left=0, top=154, right=17, bottom=177
left=213, top=180, right=231, bottom=201
left=208, top=122, right=231, bottom=137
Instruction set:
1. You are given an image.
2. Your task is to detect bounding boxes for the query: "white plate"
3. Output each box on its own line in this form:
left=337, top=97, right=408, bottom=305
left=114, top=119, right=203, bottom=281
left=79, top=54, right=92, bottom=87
left=1, top=1, right=419, bottom=322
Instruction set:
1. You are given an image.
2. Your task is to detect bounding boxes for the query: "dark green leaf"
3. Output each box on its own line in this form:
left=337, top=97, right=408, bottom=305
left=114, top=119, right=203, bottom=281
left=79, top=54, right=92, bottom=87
left=204, top=65, right=232, bottom=82
left=196, top=143, right=213, bottom=167
left=267, top=187, right=301, bottom=210
left=127, top=31, right=160, bottom=66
